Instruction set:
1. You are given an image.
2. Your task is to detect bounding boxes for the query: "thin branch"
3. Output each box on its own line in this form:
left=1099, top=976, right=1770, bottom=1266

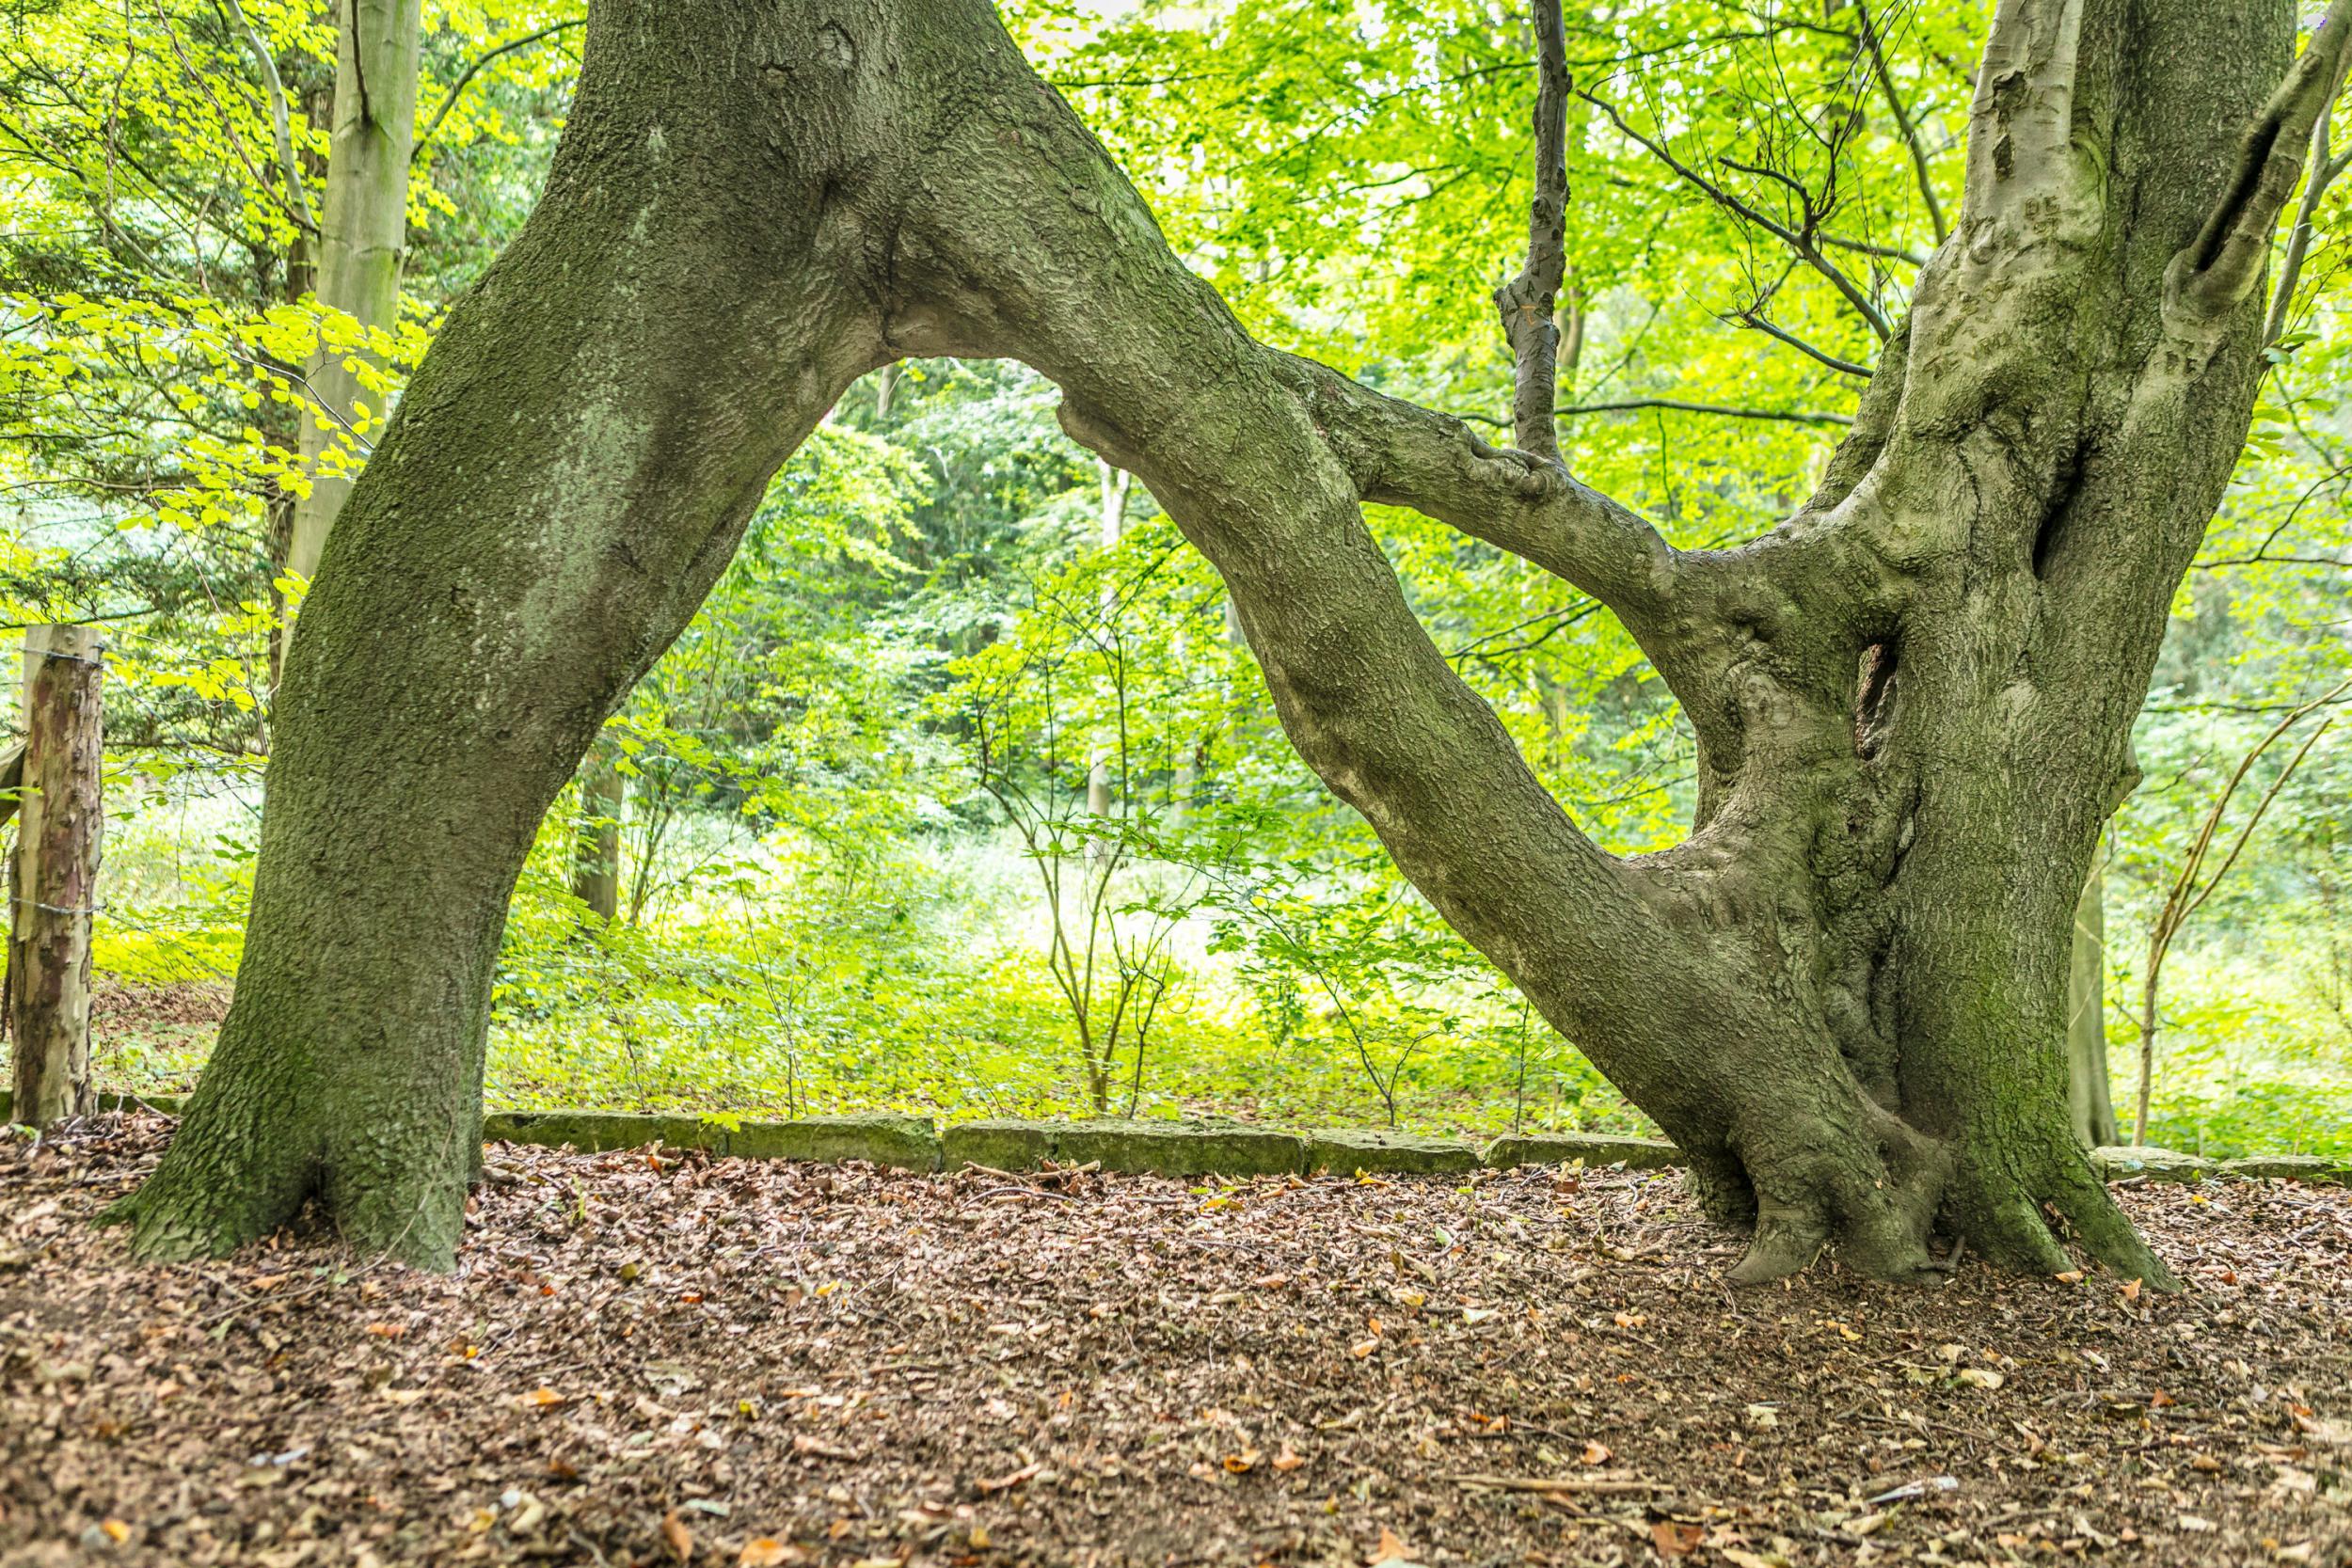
left=222, top=0, right=317, bottom=232
left=1820, top=230, right=1929, bottom=267
left=412, top=20, right=584, bottom=161
left=1728, top=309, right=1873, bottom=377
left=1277, top=356, right=1678, bottom=623
left=1562, top=397, right=1852, bottom=426
left=1494, top=0, right=1570, bottom=463
left=1853, top=0, right=1949, bottom=243
left=2265, top=121, right=2352, bottom=345
left=1580, top=86, right=1893, bottom=341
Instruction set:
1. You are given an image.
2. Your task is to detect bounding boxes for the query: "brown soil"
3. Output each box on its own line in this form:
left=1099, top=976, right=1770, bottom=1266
left=1, top=1116, right=2345, bottom=1568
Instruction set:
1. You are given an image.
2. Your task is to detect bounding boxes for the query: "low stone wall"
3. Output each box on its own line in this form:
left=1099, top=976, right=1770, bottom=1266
left=6, top=1091, right=2344, bottom=1186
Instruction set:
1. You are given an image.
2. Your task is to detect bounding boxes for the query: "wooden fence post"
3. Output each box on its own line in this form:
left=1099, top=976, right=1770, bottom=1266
left=6, top=625, right=103, bottom=1129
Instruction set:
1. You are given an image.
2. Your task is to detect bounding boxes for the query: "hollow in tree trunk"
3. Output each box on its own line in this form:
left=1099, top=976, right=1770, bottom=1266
left=109, top=0, right=2347, bottom=1282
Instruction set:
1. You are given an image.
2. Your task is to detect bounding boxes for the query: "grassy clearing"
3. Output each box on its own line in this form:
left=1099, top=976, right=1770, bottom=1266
left=76, top=795, right=2352, bottom=1157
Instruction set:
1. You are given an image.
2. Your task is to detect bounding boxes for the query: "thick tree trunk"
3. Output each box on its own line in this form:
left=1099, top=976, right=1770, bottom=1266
left=287, top=0, right=423, bottom=582
left=106, top=8, right=885, bottom=1262
left=114, top=0, right=2341, bottom=1283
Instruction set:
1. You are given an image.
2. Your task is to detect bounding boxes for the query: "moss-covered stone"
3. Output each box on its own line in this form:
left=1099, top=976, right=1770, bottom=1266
left=0, top=1090, right=183, bottom=1122
left=2218, top=1153, right=2346, bottom=1183
left=2090, top=1145, right=2215, bottom=1182
left=1306, top=1128, right=1479, bottom=1176
left=1481, top=1132, right=1680, bottom=1171
left=485, top=1111, right=715, bottom=1153
left=1054, top=1118, right=1306, bottom=1178
left=723, top=1113, right=939, bottom=1171
left=943, top=1118, right=1059, bottom=1172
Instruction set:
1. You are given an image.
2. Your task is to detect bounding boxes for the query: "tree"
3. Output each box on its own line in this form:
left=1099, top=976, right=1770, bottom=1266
left=107, top=0, right=2350, bottom=1285
left=283, top=0, right=424, bottom=581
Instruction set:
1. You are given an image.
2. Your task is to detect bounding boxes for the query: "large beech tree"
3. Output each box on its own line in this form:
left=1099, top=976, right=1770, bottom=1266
left=109, top=0, right=2350, bottom=1284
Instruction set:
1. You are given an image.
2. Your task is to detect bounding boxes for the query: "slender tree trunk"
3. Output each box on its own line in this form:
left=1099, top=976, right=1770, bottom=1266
left=267, top=86, right=334, bottom=697
left=2067, top=832, right=2118, bottom=1148
left=113, top=0, right=2340, bottom=1286
left=571, top=739, right=624, bottom=925
left=287, top=0, right=423, bottom=582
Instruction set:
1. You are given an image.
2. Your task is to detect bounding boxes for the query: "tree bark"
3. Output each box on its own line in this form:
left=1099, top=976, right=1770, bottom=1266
left=113, top=0, right=2345, bottom=1283
left=287, top=0, right=423, bottom=583
left=2067, top=832, right=2118, bottom=1148
left=8, top=626, right=103, bottom=1131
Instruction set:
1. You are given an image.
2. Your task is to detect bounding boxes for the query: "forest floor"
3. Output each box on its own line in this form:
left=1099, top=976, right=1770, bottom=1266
left=0, top=1117, right=2346, bottom=1568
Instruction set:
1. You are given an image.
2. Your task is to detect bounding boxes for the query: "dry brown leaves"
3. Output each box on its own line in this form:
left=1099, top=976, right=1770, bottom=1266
left=0, top=1116, right=2346, bottom=1567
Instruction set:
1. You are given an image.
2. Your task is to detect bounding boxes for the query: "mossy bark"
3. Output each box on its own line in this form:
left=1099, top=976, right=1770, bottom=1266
left=113, top=0, right=2334, bottom=1283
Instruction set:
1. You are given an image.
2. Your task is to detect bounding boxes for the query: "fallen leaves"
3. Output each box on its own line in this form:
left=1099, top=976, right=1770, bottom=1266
left=975, top=1462, right=1041, bottom=1494
left=1650, top=1520, right=1703, bottom=1557
left=4, top=1116, right=2347, bottom=1568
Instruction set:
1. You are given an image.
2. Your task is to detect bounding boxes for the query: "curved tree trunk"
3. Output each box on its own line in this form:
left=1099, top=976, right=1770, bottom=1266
left=113, top=0, right=2344, bottom=1282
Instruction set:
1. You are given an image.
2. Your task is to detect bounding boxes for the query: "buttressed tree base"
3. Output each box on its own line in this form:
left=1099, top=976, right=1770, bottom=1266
left=107, top=0, right=2352, bottom=1286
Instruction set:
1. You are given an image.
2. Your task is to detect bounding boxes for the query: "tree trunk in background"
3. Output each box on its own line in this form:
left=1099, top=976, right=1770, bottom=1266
left=266, top=85, right=336, bottom=697
left=8, top=626, right=103, bottom=1131
left=2067, top=832, right=2119, bottom=1148
left=571, top=740, right=624, bottom=924
left=111, top=0, right=2339, bottom=1282
left=287, top=0, right=423, bottom=583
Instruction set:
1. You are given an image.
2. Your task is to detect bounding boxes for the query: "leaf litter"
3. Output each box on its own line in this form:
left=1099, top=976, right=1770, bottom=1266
left=0, top=1115, right=2346, bottom=1566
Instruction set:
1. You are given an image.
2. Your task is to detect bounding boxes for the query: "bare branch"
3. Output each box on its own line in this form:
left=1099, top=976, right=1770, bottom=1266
left=2265, top=121, right=2352, bottom=344
left=1854, top=0, right=1949, bottom=243
left=2174, top=0, right=2352, bottom=321
left=1580, top=87, right=1894, bottom=341
left=1728, top=309, right=1873, bottom=377
left=1821, top=230, right=1928, bottom=267
left=1562, top=397, right=1853, bottom=427
left=1494, top=0, right=1570, bottom=462
left=412, top=21, right=585, bottom=162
